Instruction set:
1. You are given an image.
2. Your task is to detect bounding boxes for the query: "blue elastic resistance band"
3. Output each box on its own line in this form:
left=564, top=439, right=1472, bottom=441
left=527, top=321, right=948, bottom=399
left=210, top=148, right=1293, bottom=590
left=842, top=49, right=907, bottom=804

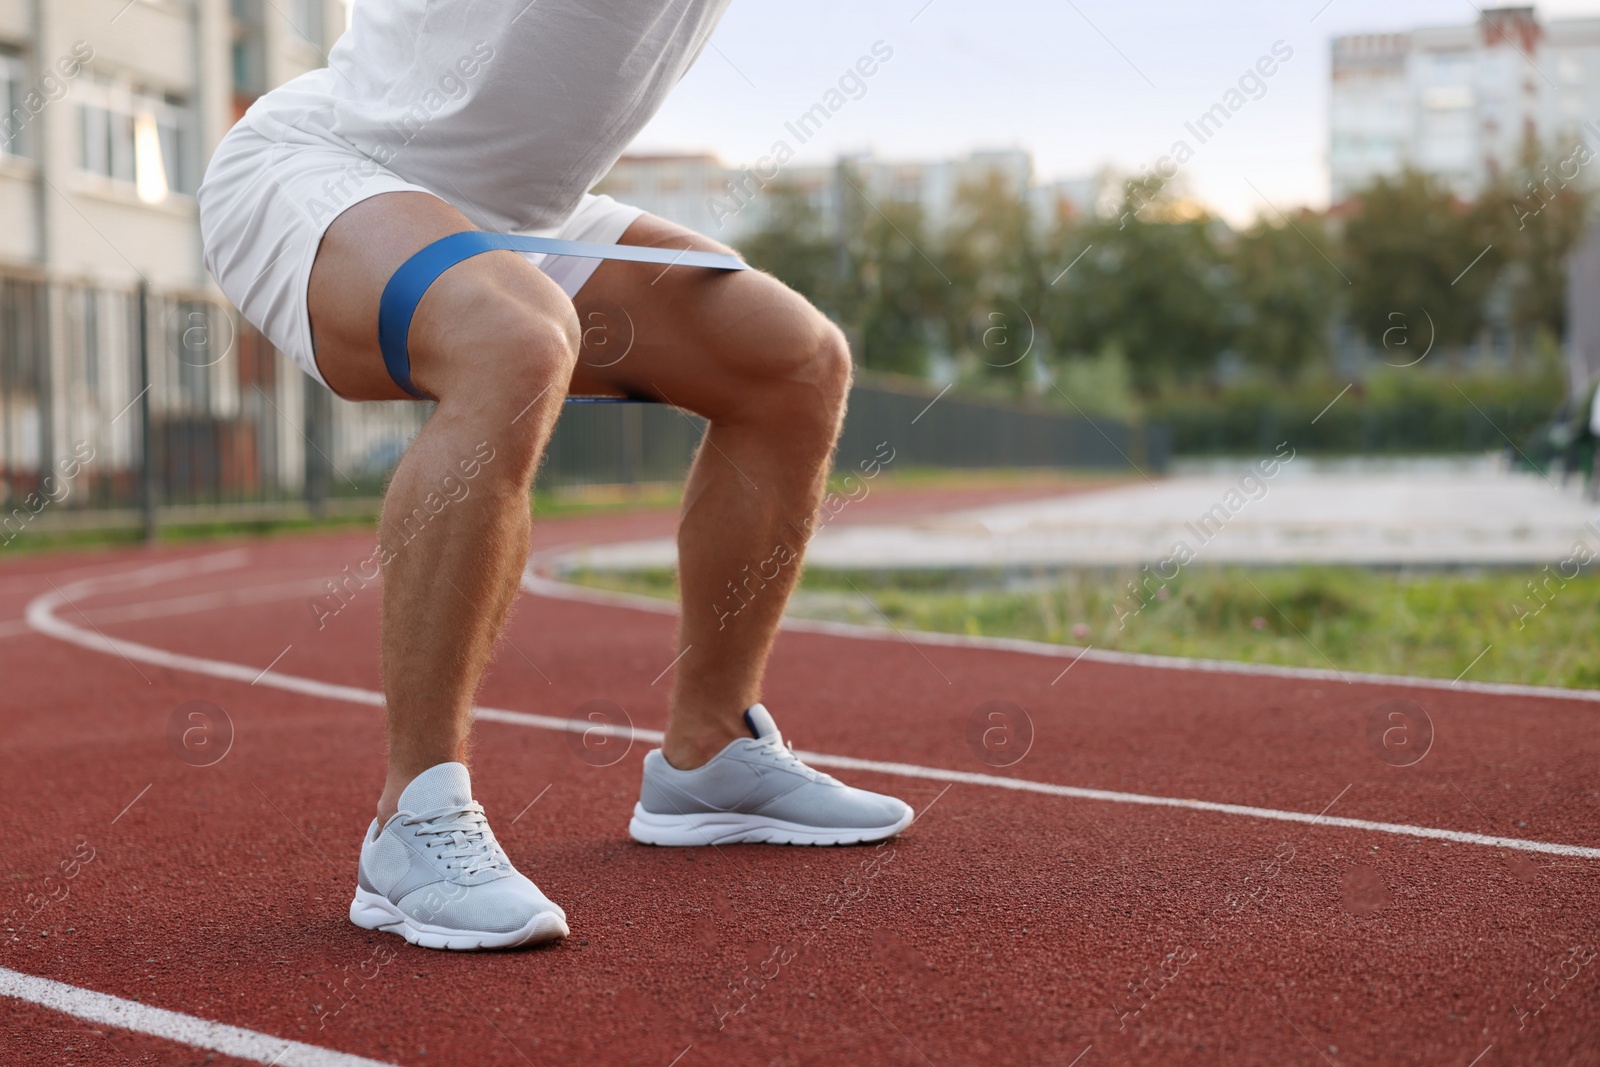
left=376, top=231, right=749, bottom=401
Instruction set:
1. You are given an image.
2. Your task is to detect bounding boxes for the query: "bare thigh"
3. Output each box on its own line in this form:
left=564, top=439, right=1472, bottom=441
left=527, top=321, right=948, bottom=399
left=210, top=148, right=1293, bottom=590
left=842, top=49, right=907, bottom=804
left=568, top=214, right=844, bottom=424
left=306, top=191, right=578, bottom=402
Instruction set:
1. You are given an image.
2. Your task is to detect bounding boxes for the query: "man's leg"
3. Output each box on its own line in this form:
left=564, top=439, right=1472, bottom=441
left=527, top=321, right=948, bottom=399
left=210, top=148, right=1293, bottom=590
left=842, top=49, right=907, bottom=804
left=568, top=213, right=911, bottom=845
left=307, top=191, right=579, bottom=822
left=568, top=215, right=853, bottom=766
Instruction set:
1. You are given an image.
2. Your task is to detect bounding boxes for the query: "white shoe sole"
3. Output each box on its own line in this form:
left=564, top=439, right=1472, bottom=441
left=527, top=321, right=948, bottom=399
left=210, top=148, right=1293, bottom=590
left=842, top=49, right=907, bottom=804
left=628, top=803, right=914, bottom=846
left=348, top=887, right=569, bottom=950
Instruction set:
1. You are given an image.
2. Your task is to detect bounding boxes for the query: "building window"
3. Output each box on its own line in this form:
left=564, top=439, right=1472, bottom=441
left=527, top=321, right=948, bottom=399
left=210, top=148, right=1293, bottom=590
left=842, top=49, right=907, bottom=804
left=0, top=276, right=47, bottom=397
left=0, top=49, right=30, bottom=159
left=1430, top=50, right=1471, bottom=80
left=78, top=77, right=194, bottom=200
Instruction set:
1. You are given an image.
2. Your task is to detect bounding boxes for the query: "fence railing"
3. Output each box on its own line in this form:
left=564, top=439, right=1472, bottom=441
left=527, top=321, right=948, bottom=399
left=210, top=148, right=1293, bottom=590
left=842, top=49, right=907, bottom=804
left=0, top=274, right=1161, bottom=542
left=837, top=378, right=1169, bottom=473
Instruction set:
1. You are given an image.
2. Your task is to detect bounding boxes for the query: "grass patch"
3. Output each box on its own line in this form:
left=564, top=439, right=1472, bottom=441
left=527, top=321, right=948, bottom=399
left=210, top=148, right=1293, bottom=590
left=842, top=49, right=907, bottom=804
left=1, top=484, right=688, bottom=560
left=2, top=466, right=1084, bottom=559
left=3, top=466, right=1102, bottom=559
left=2, top=511, right=386, bottom=557
left=569, top=564, right=1600, bottom=690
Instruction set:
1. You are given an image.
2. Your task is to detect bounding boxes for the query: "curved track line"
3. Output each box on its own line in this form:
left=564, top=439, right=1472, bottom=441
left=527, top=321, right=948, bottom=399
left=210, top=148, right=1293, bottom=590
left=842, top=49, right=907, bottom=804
left=25, top=553, right=384, bottom=710
left=524, top=569, right=1600, bottom=705
left=23, top=553, right=1600, bottom=860
left=0, top=966, right=399, bottom=1067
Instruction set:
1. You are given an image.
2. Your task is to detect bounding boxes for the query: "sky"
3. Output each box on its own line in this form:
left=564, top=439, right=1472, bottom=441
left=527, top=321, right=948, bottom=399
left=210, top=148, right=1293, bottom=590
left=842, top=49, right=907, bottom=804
left=617, top=0, right=1600, bottom=225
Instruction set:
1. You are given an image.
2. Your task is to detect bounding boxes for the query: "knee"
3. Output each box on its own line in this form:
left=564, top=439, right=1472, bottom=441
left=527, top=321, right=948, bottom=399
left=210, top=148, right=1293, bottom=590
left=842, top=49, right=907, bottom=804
left=492, top=314, right=579, bottom=474
left=751, top=316, right=854, bottom=441
left=419, top=298, right=580, bottom=475
left=425, top=296, right=578, bottom=408
left=497, top=306, right=582, bottom=413
left=808, top=323, right=854, bottom=418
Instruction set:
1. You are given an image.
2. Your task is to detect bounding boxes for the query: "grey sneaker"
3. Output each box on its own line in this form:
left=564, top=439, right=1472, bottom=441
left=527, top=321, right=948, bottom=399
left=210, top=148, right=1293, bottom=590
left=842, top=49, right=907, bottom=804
left=629, top=704, right=914, bottom=846
left=349, top=762, right=568, bottom=950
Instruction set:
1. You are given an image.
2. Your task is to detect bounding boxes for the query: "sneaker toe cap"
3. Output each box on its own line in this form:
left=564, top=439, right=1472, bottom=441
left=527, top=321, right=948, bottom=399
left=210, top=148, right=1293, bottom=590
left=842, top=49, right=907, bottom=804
left=769, top=784, right=913, bottom=830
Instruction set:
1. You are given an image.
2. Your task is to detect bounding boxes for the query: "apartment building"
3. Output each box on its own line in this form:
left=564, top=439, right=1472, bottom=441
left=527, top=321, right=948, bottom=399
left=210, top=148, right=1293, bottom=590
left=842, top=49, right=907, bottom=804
left=1329, top=6, right=1600, bottom=200
left=0, top=1, right=359, bottom=511
left=596, top=147, right=1094, bottom=244
left=0, top=0, right=339, bottom=285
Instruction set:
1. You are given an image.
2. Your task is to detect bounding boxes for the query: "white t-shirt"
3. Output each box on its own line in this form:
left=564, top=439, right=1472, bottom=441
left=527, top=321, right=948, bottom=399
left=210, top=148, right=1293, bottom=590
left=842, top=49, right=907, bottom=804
left=242, top=0, right=731, bottom=232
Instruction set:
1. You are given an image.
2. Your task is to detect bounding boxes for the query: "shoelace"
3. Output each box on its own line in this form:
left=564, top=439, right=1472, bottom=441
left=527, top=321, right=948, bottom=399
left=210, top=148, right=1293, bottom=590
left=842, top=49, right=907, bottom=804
left=401, top=802, right=510, bottom=878
left=758, top=736, right=840, bottom=786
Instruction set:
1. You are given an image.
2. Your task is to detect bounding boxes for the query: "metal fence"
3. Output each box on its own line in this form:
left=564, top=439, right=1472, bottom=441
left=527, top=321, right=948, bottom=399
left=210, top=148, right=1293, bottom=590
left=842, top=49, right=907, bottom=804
left=0, top=273, right=1160, bottom=540
left=1, top=273, right=430, bottom=536
left=836, top=381, right=1169, bottom=473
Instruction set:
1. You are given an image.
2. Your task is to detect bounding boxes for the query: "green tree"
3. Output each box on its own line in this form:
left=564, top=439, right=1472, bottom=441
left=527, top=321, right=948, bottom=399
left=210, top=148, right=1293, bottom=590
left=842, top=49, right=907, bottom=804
left=1230, top=213, right=1339, bottom=381
left=853, top=195, right=944, bottom=376
left=940, top=170, right=1044, bottom=394
left=1342, top=168, right=1497, bottom=351
left=1045, top=190, right=1230, bottom=393
left=736, top=183, right=834, bottom=310
left=741, top=167, right=946, bottom=376
left=1488, top=138, right=1597, bottom=344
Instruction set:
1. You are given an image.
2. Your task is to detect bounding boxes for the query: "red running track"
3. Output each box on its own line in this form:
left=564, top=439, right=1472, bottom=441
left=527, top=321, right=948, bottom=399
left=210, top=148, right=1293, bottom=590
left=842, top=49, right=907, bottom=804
left=1, top=484, right=1598, bottom=1067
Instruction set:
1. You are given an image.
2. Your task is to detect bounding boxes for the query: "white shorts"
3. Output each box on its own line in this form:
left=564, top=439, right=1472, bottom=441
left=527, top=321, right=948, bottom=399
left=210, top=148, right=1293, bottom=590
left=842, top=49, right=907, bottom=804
left=197, top=120, right=644, bottom=389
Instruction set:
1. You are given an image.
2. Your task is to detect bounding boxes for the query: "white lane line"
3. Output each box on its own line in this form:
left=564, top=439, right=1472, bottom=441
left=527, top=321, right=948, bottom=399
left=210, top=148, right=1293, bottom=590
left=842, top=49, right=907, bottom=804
left=26, top=555, right=385, bottom=709
left=1051, top=645, right=1094, bottom=685
left=523, top=570, right=1600, bottom=706
left=0, top=577, right=331, bottom=640
left=0, top=557, right=316, bottom=641
left=252, top=644, right=294, bottom=685
left=0, top=966, right=399, bottom=1067
left=803, top=753, right=1600, bottom=858
left=0, top=549, right=252, bottom=598
left=23, top=553, right=1600, bottom=861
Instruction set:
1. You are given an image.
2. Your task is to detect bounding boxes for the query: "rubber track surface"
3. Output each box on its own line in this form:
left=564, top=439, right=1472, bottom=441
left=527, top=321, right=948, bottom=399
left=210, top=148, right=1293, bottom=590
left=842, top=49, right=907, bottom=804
left=1, top=482, right=1596, bottom=1066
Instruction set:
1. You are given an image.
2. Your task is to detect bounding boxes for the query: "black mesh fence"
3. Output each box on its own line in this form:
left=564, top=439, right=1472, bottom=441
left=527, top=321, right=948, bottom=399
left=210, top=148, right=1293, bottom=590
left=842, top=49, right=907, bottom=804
left=835, top=380, right=1168, bottom=473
